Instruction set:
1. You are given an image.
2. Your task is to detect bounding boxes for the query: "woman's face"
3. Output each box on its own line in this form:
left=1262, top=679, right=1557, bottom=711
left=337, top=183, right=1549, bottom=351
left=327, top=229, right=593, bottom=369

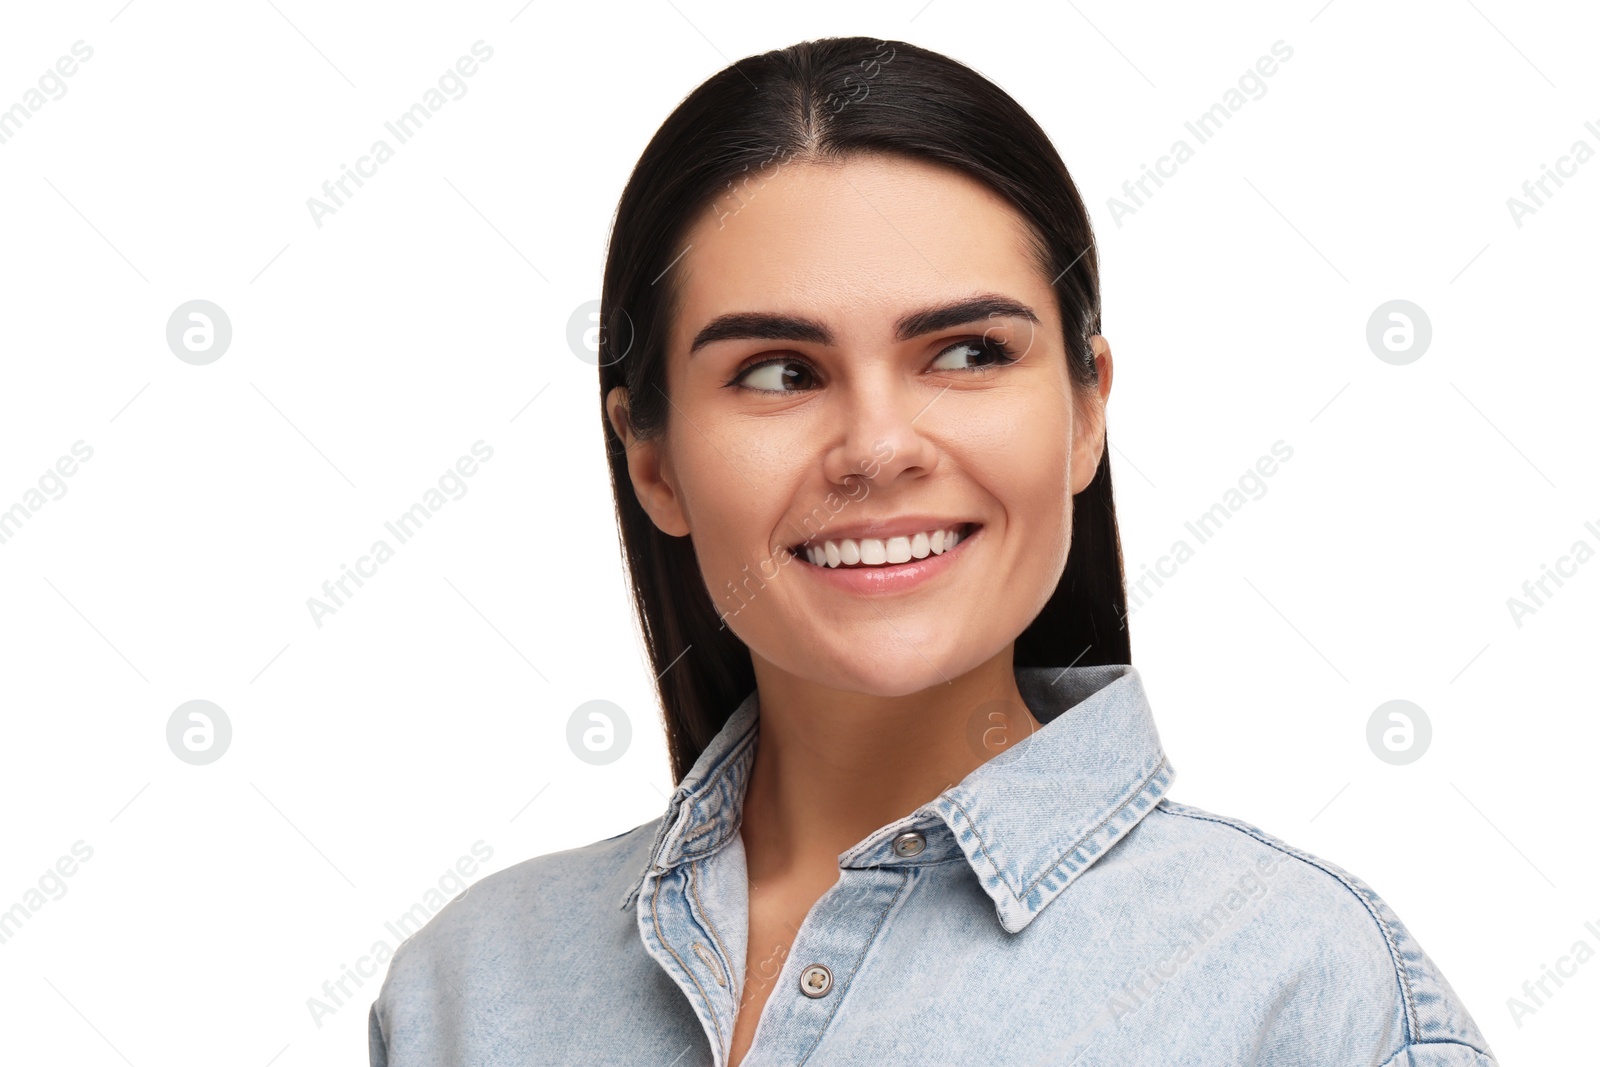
left=610, top=152, right=1111, bottom=696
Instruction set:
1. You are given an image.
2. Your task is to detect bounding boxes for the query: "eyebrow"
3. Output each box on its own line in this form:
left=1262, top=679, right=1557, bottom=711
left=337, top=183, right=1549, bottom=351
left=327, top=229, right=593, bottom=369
left=687, top=294, right=1040, bottom=356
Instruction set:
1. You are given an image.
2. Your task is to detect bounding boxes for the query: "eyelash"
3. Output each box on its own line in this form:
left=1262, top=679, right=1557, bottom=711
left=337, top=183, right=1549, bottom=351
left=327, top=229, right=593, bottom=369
left=724, top=336, right=1022, bottom=393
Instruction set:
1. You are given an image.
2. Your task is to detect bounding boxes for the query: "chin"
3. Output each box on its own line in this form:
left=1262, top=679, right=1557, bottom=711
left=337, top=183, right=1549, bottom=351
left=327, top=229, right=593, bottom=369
left=804, top=644, right=992, bottom=697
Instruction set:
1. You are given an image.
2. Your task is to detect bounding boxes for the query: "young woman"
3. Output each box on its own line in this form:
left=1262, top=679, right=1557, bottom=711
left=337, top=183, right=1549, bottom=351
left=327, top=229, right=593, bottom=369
left=369, top=37, right=1496, bottom=1066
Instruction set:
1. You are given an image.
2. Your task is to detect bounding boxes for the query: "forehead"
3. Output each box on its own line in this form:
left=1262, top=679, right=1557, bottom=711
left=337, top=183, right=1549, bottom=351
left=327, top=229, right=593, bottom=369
left=672, top=153, right=1048, bottom=345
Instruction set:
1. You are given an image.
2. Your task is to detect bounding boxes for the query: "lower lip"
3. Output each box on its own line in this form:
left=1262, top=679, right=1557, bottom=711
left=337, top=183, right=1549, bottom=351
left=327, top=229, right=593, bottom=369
left=788, top=526, right=982, bottom=595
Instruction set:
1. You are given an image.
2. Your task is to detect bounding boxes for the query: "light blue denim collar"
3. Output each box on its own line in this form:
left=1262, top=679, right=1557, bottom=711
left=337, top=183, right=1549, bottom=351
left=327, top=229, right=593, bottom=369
left=620, top=662, right=1175, bottom=933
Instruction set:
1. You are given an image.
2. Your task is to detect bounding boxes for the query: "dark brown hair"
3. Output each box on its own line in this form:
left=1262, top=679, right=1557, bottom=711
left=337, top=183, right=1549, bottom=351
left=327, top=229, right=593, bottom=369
left=597, top=36, right=1129, bottom=783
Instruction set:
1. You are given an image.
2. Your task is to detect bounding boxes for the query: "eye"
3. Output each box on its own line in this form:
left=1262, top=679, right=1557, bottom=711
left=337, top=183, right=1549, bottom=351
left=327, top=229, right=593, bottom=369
left=725, top=336, right=1021, bottom=394
left=929, top=336, right=1020, bottom=373
left=727, top=355, right=820, bottom=394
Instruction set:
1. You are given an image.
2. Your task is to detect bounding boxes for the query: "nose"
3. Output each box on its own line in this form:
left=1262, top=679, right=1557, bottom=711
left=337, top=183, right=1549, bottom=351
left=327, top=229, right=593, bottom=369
left=821, top=371, right=942, bottom=488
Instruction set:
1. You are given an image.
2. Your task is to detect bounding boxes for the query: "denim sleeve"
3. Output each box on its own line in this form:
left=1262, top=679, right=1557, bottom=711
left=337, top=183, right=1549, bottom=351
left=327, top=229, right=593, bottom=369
left=1378, top=1042, right=1498, bottom=1066
left=368, top=1000, right=387, bottom=1067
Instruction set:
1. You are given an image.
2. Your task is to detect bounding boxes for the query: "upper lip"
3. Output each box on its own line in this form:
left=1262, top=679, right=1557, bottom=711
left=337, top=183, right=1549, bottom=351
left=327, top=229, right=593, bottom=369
left=785, top=516, right=979, bottom=551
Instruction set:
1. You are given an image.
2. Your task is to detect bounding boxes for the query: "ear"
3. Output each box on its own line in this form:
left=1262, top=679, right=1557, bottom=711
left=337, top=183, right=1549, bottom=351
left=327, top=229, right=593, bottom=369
left=1068, top=335, right=1113, bottom=495
left=606, top=386, right=691, bottom=537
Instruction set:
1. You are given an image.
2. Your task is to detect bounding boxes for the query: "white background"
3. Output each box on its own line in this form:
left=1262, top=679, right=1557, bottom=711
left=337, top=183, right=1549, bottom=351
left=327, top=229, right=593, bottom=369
left=0, top=0, right=1594, bottom=1063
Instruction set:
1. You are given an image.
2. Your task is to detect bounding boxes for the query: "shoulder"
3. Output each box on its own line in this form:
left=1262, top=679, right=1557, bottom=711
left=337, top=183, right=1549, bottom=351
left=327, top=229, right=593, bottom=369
left=1126, top=796, right=1494, bottom=1064
left=387, top=816, right=657, bottom=968
left=367, top=816, right=661, bottom=1063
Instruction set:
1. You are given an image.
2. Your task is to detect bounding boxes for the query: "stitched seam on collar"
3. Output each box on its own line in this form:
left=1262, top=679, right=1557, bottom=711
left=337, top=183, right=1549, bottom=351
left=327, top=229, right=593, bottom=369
left=663, top=714, right=760, bottom=870
left=624, top=708, right=760, bottom=909
left=947, top=753, right=1170, bottom=904
left=680, top=714, right=760, bottom=856
left=1026, top=754, right=1170, bottom=898
left=623, top=814, right=679, bottom=909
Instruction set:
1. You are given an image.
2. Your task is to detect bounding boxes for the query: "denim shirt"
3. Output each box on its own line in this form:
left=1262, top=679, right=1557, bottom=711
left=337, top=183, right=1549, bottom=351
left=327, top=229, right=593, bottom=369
left=368, top=663, right=1496, bottom=1066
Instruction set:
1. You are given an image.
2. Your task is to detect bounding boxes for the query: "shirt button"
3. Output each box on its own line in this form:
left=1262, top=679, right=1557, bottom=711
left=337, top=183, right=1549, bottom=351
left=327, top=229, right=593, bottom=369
left=799, top=963, right=833, bottom=998
left=892, top=830, right=927, bottom=857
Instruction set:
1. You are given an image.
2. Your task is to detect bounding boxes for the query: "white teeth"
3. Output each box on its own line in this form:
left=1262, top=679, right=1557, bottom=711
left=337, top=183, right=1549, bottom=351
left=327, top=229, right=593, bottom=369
left=799, top=525, right=971, bottom=569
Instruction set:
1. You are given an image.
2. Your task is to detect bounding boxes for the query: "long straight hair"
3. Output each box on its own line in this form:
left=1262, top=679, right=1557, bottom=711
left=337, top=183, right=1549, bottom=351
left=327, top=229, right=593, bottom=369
left=598, top=36, right=1130, bottom=783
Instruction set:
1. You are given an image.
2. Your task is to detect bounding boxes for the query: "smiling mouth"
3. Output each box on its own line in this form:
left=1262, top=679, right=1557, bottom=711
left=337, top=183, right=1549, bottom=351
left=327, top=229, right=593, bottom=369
left=788, top=522, right=981, bottom=569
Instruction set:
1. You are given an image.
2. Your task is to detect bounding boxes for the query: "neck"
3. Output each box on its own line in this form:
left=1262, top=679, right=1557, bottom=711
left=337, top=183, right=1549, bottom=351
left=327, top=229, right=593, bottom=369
left=738, top=643, right=1041, bottom=886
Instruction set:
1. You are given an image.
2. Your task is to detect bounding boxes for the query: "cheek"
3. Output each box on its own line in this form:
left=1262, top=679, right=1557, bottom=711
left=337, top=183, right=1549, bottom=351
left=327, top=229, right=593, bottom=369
left=671, top=425, right=799, bottom=562
left=967, top=395, right=1075, bottom=555
left=966, top=392, right=1073, bottom=487
left=1021, top=439, right=1074, bottom=545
